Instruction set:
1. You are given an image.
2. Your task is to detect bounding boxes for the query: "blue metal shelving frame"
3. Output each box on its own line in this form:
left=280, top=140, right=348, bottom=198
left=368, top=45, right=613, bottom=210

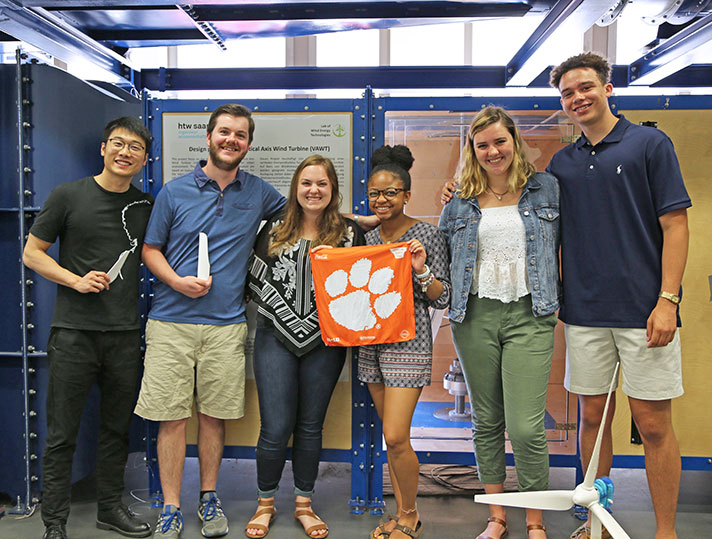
left=140, top=89, right=712, bottom=511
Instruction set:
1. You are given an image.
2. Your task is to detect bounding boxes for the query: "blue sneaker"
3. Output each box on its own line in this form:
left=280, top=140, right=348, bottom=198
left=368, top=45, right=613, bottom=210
left=198, top=492, right=229, bottom=537
left=153, top=505, right=183, bottom=538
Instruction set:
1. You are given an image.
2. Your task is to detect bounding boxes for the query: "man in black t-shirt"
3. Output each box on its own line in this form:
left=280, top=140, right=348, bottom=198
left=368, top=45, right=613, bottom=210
left=23, top=117, right=154, bottom=539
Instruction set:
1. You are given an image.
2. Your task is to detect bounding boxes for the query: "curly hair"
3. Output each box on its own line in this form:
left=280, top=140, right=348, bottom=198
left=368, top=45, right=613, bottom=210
left=369, top=145, right=414, bottom=189
left=268, top=154, right=346, bottom=257
left=549, top=52, right=611, bottom=89
left=455, top=106, right=535, bottom=200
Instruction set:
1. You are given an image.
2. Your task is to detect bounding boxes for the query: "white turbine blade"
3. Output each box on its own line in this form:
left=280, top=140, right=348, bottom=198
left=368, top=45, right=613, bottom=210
left=107, top=249, right=131, bottom=283
left=583, top=362, right=620, bottom=489
left=590, top=516, right=603, bottom=539
left=475, top=490, right=574, bottom=511
left=589, top=503, right=631, bottom=539
left=198, top=232, right=210, bottom=280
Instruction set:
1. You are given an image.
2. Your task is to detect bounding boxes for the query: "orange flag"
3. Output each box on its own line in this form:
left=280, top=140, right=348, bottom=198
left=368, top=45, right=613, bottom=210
left=310, top=242, right=416, bottom=347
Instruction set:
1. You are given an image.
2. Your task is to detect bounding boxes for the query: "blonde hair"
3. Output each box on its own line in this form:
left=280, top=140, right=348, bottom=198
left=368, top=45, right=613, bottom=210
left=268, top=155, right=346, bottom=257
left=455, top=106, right=535, bottom=199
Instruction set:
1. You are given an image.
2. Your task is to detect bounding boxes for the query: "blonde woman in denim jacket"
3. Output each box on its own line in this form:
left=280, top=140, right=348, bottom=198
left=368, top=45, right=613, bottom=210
left=439, top=107, right=560, bottom=539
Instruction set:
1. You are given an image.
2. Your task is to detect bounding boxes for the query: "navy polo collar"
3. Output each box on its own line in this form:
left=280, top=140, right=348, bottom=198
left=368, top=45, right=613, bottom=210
left=575, top=114, right=630, bottom=148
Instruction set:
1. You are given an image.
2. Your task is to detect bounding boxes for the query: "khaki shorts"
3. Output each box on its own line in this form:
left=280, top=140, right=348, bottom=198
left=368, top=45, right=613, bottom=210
left=134, top=319, right=247, bottom=421
left=564, top=324, right=683, bottom=401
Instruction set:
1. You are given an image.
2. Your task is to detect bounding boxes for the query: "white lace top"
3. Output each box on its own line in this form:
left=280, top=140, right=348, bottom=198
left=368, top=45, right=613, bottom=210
left=470, top=205, right=530, bottom=303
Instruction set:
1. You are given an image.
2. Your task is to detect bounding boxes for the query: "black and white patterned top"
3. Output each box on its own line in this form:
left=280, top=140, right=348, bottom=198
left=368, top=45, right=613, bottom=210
left=248, top=211, right=365, bottom=356
left=358, top=220, right=451, bottom=381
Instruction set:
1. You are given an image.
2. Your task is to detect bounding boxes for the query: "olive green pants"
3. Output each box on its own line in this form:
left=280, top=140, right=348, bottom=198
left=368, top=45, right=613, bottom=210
left=452, top=294, right=556, bottom=491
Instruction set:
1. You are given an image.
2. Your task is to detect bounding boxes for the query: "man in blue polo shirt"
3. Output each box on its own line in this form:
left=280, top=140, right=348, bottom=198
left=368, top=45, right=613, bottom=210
left=548, top=53, right=690, bottom=539
left=134, top=104, right=285, bottom=539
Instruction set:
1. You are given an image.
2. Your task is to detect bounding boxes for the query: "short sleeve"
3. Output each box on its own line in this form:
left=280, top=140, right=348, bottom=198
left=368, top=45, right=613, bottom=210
left=261, top=181, right=286, bottom=221
left=143, top=184, right=175, bottom=248
left=646, top=134, right=691, bottom=217
left=30, top=184, right=69, bottom=244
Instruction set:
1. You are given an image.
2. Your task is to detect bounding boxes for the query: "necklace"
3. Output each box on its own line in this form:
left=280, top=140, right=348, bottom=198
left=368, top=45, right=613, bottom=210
left=486, top=186, right=507, bottom=201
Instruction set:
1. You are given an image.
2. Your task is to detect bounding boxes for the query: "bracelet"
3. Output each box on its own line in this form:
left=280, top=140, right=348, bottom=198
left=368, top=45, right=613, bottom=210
left=414, top=265, right=430, bottom=280
left=352, top=214, right=359, bottom=223
left=419, top=272, right=435, bottom=293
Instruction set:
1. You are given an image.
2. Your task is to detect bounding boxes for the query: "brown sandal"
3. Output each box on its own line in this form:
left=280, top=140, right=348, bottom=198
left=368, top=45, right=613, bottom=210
left=527, top=524, right=546, bottom=537
left=245, top=499, right=276, bottom=538
left=391, top=520, right=422, bottom=538
left=294, top=500, right=328, bottom=538
left=371, top=514, right=399, bottom=539
left=476, top=516, right=509, bottom=539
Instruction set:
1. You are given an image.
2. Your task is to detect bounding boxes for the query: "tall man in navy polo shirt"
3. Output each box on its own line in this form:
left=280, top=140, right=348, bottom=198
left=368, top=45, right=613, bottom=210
left=134, top=104, right=285, bottom=539
left=548, top=53, right=690, bottom=539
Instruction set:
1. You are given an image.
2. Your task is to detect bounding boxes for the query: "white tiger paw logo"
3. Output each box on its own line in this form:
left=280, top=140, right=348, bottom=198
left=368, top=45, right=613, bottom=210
left=325, top=258, right=402, bottom=331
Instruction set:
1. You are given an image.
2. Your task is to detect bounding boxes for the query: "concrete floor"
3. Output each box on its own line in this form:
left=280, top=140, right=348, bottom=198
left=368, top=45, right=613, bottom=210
left=1, top=452, right=711, bottom=538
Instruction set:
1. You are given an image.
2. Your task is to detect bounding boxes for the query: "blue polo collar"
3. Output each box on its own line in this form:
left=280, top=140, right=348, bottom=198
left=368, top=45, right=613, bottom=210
left=192, top=160, right=243, bottom=189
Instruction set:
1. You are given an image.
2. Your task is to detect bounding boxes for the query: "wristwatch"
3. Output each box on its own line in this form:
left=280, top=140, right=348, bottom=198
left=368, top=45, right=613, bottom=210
left=658, top=290, right=681, bottom=305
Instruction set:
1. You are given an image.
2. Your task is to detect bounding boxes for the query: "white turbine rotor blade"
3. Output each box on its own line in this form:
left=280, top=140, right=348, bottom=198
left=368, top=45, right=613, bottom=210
left=475, top=490, right=574, bottom=511
left=107, top=249, right=131, bottom=283
left=583, top=362, right=620, bottom=489
left=589, top=503, right=631, bottom=539
left=198, top=232, right=210, bottom=280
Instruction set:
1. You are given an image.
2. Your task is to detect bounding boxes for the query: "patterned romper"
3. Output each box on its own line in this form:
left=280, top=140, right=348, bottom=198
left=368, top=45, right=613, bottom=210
left=358, top=220, right=451, bottom=388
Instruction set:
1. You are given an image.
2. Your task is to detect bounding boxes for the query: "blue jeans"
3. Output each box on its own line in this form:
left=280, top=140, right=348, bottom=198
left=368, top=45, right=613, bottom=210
left=253, top=327, right=346, bottom=497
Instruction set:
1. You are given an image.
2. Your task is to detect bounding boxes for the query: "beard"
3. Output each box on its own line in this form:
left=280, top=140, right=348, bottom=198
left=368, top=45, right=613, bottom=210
left=208, top=140, right=244, bottom=171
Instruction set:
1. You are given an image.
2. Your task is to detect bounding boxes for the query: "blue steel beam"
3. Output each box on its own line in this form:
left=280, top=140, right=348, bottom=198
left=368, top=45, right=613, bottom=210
left=138, top=65, right=655, bottom=91
left=139, top=66, right=507, bottom=91
left=41, top=2, right=541, bottom=47
left=0, top=2, right=135, bottom=84
left=186, top=1, right=534, bottom=20
left=652, top=64, right=712, bottom=86
left=630, top=12, right=712, bottom=85
left=16, top=48, right=33, bottom=516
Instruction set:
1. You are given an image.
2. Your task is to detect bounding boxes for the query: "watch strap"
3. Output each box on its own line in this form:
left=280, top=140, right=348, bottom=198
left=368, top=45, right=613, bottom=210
left=658, top=290, right=681, bottom=305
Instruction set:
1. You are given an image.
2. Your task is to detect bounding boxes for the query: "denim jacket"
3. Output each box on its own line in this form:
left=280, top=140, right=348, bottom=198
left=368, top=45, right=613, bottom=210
left=438, top=172, right=560, bottom=322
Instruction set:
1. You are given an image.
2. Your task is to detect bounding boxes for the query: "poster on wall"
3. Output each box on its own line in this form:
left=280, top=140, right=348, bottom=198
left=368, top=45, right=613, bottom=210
left=161, top=112, right=353, bottom=211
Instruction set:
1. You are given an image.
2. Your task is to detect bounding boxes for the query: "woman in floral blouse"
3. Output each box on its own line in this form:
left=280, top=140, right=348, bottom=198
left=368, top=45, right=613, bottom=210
left=245, top=155, right=364, bottom=538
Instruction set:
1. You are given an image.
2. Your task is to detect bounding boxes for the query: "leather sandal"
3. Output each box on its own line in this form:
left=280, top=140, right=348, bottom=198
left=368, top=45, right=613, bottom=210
left=476, top=516, right=509, bottom=539
left=527, top=524, right=546, bottom=537
left=371, top=514, right=399, bottom=539
left=294, top=500, right=328, bottom=538
left=245, top=499, right=276, bottom=538
left=391, top=520, right=422, bottom=538
left=569, top=523, right=610, bottom=539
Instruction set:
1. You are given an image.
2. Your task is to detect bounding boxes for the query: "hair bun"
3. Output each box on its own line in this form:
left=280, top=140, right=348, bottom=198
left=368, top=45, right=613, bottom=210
left=371, top=145, right=414, bottom=172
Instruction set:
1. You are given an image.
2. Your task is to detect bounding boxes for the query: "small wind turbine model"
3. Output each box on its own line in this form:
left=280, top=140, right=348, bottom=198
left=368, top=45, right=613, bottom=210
left=474, top=362, right=630, bottom=539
